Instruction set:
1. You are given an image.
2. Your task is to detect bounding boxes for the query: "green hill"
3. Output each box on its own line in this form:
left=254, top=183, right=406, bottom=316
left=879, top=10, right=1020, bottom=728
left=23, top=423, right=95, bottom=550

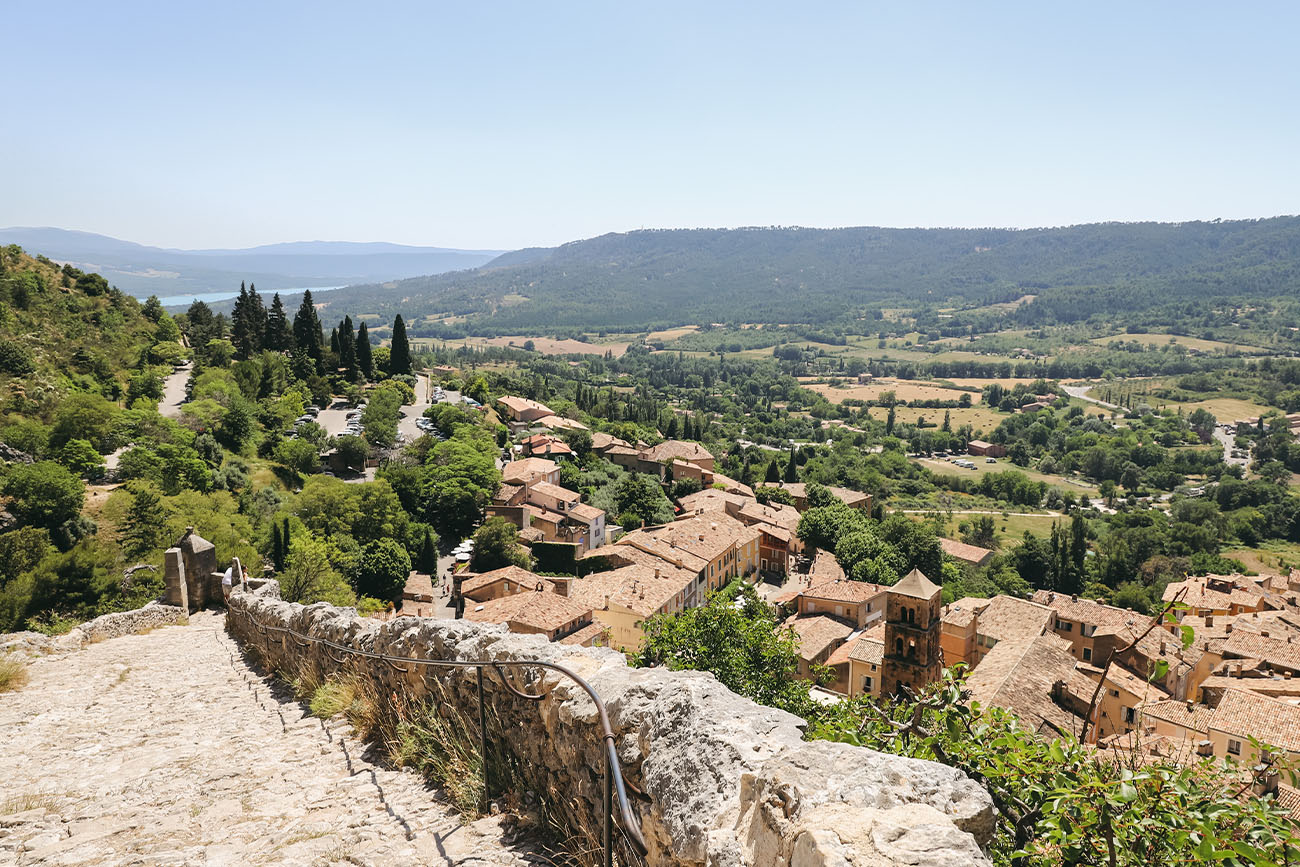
left=0, top=245, right=179, bottom=416
left=332, top=217, right=1300, bottom=335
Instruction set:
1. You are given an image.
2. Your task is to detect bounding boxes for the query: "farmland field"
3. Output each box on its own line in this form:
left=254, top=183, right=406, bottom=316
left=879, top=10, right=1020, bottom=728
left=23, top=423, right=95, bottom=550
left=914, top=456, right=1099, bottom=494
left=804, top=379, right=977, bottom=404
left=1089, top=332, right=1268, bottom=354
left=415, top=335, right=631, bottom=357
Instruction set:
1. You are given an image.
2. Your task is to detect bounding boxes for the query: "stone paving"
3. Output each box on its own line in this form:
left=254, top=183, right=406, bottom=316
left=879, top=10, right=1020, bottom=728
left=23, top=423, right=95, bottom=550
left=0, top=612, right=538, bottom=866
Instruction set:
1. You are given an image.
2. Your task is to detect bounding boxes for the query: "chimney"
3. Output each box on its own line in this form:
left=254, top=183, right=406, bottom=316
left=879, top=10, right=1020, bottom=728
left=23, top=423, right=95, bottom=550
left=1071, top=594, right=1078, bottom=602
left=1262, top=630, right=1270, bottom=638
left=1226, top=623, right=1233, bottom=634
left=1186, top=700, right=1194, bottom=711
left=1197, top=740, right=1214, bottom=757
left=698, top=533, right=705, bottom=542
left=603, top=594, right=610, bottom=610
left=1160, top=639, right=1166, bottom=655
left=654, top=568, right=661, bottom=580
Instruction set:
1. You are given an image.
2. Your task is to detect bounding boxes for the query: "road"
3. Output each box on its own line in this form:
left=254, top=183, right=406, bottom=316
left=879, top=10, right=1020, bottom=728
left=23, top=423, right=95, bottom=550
left=396, top=374, right=430, bottom=444
left=1062, top=383, right=1120, bottom=410
left=1214, top=426, right=1250, bottom=470
left=158, top=362, right=192, bottom=418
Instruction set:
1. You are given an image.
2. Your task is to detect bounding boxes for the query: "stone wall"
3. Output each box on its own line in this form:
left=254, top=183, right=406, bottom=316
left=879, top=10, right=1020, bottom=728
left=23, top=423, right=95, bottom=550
left=227, top=589, right=993, bottom=866
left=1, top=602, right=187, bottom=658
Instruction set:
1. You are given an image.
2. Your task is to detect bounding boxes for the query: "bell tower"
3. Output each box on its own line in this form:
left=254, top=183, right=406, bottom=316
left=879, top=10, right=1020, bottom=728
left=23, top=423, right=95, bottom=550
left=882, top=568, right=943, bottom=697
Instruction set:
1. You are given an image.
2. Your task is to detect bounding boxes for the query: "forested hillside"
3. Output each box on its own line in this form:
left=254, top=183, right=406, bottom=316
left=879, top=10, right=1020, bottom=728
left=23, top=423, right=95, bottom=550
left=0, top=245, right=180, bottom=409
left=340, top=217, right=1300, bottom=335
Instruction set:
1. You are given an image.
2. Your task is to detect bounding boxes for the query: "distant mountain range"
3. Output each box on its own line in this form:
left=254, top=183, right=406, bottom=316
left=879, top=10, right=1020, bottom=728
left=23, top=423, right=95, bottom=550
left=0, top=228, right=504, bottom=299
left=333, top=217, right=1300, bottom=334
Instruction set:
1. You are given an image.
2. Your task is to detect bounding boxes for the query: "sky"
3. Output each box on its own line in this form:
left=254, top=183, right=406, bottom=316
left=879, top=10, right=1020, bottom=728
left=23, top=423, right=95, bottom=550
left=3, top=1, right=1298, bottom=251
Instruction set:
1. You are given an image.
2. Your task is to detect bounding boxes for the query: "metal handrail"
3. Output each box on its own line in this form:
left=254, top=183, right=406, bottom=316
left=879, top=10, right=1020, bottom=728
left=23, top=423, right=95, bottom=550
left=226, top=605, right=648, bottom=865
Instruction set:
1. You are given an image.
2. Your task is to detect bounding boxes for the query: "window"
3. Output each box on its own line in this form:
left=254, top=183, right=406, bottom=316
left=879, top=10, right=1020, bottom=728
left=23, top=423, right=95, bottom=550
left=1057, top=620, right=1073, bottom=632
left=1123, top=707, right=1136, bottom=725
left=1228, top=739, right=1242, bottom=756
left=1109, top=689, right=1119, bottom=698
left=895, top=637, right=904, bottom=656
left=1082, top=647, right=1092, bottom=662
left=861, top=675, right=873, bottom=691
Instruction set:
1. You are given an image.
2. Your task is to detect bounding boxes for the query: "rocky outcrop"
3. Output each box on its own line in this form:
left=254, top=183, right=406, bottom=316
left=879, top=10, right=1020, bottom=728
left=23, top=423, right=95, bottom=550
left=227, top=591, right=995, bottom=866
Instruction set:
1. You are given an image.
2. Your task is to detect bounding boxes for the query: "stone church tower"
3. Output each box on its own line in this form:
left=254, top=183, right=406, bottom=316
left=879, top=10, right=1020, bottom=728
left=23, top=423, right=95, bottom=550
left=882, top=568, right=944, bottom=697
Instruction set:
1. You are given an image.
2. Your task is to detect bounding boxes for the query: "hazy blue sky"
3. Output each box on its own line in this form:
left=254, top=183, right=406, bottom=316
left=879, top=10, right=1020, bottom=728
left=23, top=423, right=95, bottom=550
left=3, top=2, right=1297, bottom=250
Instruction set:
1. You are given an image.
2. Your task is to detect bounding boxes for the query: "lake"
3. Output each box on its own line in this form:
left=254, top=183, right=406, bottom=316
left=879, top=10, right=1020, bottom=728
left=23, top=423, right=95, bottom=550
left=148, top=285, right=346, bottom=308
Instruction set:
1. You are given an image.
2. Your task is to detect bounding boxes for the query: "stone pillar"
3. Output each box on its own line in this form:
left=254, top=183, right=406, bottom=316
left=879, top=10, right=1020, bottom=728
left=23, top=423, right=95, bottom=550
left=163, top=548, right=185, bottom=608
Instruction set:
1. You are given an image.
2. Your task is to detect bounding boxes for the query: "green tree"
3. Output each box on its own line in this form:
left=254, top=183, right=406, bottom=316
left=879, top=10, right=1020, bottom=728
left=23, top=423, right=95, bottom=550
left=119, top=482, right=170, bottom=559
left=273, top=438, right=320, bottom=477
left=281, top=536, right=356, bottom=605
left=634, top=585, right=815, bottom=716
left=292, top=290, right=324, bottom=371
left=265, top=292, right=294, bottom=352
left=57, top=439, right=106, bottom=480
left=611, top=473, right=674, bottom=528
left=1, top=461, right=85, bottom=529
left=334, top=434, right=369, bottom=472
left=354, top=537, right=411, bottom=600
left=355, top=321, right=374, bottom=379
left=389, top=314, right=412, bottom=375
left=469, top=517, right=531, bottom=572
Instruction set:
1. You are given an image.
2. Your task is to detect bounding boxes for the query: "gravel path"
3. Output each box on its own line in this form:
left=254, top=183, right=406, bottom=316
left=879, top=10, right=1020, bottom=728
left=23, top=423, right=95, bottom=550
left=0, top=612, right=537, bottom=866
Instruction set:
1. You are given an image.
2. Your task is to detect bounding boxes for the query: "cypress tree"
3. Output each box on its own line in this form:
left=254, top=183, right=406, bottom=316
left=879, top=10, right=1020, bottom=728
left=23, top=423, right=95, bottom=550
left=356, top=321, right=374, bottom=379
left=282, top=517, right=292, bottom=563
left=292, top=290, right=323, bottom=370
left=390, top=314, right=412, bottom=375
left=765, top=459, right=781, bottom=484
left=784, top=446, right=798, bottom=483
left=338, top=315, right=357, bottom=378
left=247, top=283, right=266, bottom=352
left=270, top=522, right=284, bottom=572
left=418, top=527, right=437, bottom=573
left=265, top=292, right=293, bottom=352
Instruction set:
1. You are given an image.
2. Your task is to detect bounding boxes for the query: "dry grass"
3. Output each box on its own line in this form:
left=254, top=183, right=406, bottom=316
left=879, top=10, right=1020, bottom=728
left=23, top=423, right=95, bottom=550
left=308, top=673, right=383, bottom=740
left=0, top=656, right=29, bottom=693
left=391, top=698, right=485, bottom=818
left=427, top=335, right=631, bottom=357
left=1089, top=332, right=1267, bottom=354
left=0, top=791, right=62, bottom=815
left=806, top=380, right=980, bottom=404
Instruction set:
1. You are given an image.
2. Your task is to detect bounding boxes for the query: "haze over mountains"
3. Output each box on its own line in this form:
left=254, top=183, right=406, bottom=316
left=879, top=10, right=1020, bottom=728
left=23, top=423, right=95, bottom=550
left=0, top=227, right=503, bottom=300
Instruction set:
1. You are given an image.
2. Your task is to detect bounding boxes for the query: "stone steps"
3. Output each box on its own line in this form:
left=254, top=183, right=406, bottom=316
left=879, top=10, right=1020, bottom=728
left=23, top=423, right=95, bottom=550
left=0, top=611, right=540, bottom=866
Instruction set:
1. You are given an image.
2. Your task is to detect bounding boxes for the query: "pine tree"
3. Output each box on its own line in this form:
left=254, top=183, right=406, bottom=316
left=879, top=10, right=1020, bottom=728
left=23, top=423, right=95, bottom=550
left=356, top=321, right=374, bottom=379
left=338, top=316, right=357, bottom=379
left=120, top=483, right=168, bottom=559
left=230, top=282, right=251, bottom=359
left=886, top=404, right=896, bottom=436
left=390, top=314, right=412, bottom=375
left=329, top=327, right=339, bottom=356
left=247, top=283, right=266, bottom=351
left=265, top=292, right=293, bottom=352
left=292, top=291, right=323, bottom=370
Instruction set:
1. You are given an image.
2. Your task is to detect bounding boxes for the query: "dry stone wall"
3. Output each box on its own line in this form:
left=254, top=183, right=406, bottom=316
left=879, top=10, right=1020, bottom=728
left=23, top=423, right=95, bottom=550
left=1, top=602, right=186, bottom=658
left=227, top=589, right=994, bottom=867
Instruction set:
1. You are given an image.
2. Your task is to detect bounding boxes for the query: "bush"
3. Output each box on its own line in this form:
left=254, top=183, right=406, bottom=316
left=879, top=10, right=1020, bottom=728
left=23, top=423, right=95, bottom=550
left=1, top=461, right=85, bottom=529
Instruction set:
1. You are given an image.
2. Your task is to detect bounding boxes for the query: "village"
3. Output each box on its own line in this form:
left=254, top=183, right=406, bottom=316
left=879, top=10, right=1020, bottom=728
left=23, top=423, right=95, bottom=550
left=399, top=392, right=1300, bottom=816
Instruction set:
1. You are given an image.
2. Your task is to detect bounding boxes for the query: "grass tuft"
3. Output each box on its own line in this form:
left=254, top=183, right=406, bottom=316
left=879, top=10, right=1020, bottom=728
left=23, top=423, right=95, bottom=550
left=0, top=656, right=29, bottom=693
left=391, top=699, right=485, bottom=817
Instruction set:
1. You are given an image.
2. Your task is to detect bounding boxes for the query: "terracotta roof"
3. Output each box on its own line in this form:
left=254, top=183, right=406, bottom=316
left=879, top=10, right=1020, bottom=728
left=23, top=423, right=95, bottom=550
left=569, top=502, right=604, bottom=522
left=808, top=550, right=846, bottom=584
left=569, top=560, right=697, bottom=617
left=1221, top=631, right=1300, bottom=671
left=617, top=513, right=760, bottom=574
left=785, top=615, right=854, bottom=662
left=1197, top=675, right=1300, bottom=699
left=1076, top=661, right=1170, bottom=701
left=1207, top=688, right=1300, bottom=753
left=493, top=482, right=524, bottom=504
left=558, top=622, right=608, bottom=646
left=891, top=568, right=941, bottom=600
left=709, top=474, right=754, bottom=498
left=502, top=457, right=557, bottom=484
left=531, top=481, right=579, bottom=502
left=534, top=440, right=574, bottom=456
left=942, top=597, right=988, bottom=629
left=402, top=572, right=435, bottom=601
left=497, top=395, right=552, bottom=416
left=462, top=589, right=591, bottom=634
left=939, top=537, right=995, bottom=565
left=604, top=444, right=641, bottom=457
left=975, top=596, right=1055, bottom=644
left=591, top=432, right=631, bottom=451
left=963, top=633, right=1081, bottom=734
left=778, top=482, right=869, bottom=507
left=535, top=415, right=589, bottom=431
left=847, top=624, right=886, bottom=665
left=1275, top=784, right=1300, bottom=822
left=460, top=565, right=548, bottom=597
left=678, top=488, right=750, bottom=516
left=1163, top=576, right=1266, bottom=611
left=1135, top=697, right=1215, bottom=733
left=968, top=440, right=995, bottom=450
left=801, top=578, right=887, bottom=605
left=1032, top=591, right=1142, bottom=633
left=737, top=500, right=801, bottom=534
left=642, top=439, right=713, bottom=465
